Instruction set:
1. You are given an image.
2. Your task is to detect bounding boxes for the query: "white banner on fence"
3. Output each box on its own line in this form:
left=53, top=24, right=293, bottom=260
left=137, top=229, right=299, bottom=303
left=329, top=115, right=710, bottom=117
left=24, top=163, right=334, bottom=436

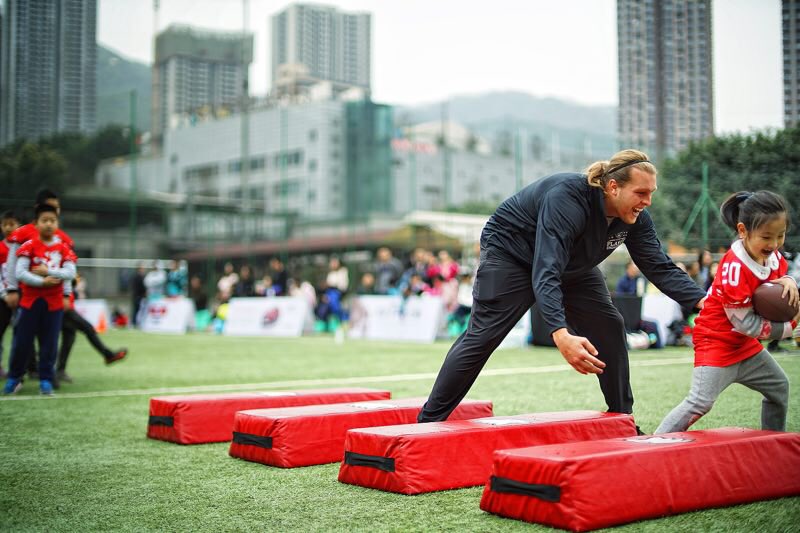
left=223, top=297, right=311, bottom=337
left=642, top=293, right=683, bottom=345
left=348, top=295, right=444, bottom=343
left=73, top=299, right=111, bottom=331
left=141, top=297, right=195, bottom=334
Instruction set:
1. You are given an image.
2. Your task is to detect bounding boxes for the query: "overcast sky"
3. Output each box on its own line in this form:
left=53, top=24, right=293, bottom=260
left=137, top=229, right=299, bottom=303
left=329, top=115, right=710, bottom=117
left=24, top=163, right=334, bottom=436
left=98, top=0, right=783, bottom=133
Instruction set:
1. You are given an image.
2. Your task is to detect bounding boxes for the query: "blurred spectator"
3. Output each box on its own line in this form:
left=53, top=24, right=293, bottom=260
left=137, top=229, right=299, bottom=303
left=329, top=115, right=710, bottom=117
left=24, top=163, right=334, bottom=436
left=270, top=258, right=288, bottom=295
left=130, top=263, right=147, bottom=327
left=326, top=256, right=349, bottom=295
left=74, top=273, right=88, bottom=300
left=356, top=272, right=376, bottom=295
left=166, top=260, right=188, bottom=297
left=406, top=248, right=430, bottom=280
left=374, top=247, right=403, bottom=294
left=289, top=277, right=317, bottom=309
left=288, top=277, right=317, bottom=328
left=112, top=308, right=128, bottom=328
left=436, top=250, right=459, bottom=281
left=696, top=249, right=713, bottom=288
left=217, top=262, right=239, bottom=301
left=403, top=273, right=429, bottom=296
left=144, top=262, right=167, bottom=300
left=314, top=287, right=333, bottom=324
left=788, top=251, right=800, bottom=281
left=189, top=275, right=208, bottom=311
left=190, top=275, right=211, bottom=331
left=615, top=261, right=643, bottom=296
left=234, top=265, right=256, bottom=297
left=424, top=273, right=445, bottom=296
left=256, top=274, right=277, bottom=297
left=704, top=261, right=719, bottom=292
left=450, top=271, right=474, bottom=335
left=686, top=261, right=702, bottom=286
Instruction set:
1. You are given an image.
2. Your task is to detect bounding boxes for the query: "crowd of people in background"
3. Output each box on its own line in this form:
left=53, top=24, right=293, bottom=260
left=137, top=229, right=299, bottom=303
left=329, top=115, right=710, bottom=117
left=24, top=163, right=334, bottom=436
left=127, top=246, right=477, bottom=336
left=130, top=241, right=800, bottom=348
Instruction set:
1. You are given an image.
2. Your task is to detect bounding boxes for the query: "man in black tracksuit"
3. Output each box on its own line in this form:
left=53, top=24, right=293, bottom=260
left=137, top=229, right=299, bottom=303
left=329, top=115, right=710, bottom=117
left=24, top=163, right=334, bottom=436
left=418, top=151, right=706, bottom=423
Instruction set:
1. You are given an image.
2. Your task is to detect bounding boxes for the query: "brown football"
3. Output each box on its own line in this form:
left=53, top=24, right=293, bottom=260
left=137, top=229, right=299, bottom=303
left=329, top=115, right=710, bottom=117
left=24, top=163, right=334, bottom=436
left=752, top=282, right=798, bottom=322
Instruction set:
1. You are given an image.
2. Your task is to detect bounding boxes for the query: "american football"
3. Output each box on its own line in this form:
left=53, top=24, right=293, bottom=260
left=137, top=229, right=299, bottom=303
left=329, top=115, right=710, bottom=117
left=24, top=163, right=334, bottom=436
left=752, top=282, right=799, bottom=322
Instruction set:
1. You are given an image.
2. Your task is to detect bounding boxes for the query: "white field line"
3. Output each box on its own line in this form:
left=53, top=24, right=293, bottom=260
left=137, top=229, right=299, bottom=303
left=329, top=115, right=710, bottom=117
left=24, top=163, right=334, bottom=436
left=0, top=356, right=696, bottom=402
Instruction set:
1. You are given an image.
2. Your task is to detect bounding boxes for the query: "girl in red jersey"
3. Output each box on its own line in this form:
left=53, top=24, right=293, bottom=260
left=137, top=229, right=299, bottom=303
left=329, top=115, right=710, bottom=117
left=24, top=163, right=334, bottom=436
left=656, top=191, right=799, bottom=433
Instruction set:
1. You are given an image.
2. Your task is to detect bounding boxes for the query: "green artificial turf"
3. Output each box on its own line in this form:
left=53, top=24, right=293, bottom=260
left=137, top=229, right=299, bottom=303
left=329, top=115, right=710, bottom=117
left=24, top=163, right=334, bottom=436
left=1, top=330, right=798, bottom=532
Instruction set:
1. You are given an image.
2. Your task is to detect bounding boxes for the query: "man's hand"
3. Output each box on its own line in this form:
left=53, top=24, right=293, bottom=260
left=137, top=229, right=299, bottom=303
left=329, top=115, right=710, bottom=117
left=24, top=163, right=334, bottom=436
left=775, top=277, right=799, bottom=308
left=552, top=328, right=606, bottom=375
left=696, top=296, right=707, bottom=310
left=63, top=297, right=71, bottom=311
left=31, top=264, right=49, bottom=276
left=5, top=292, right=19, bottom=309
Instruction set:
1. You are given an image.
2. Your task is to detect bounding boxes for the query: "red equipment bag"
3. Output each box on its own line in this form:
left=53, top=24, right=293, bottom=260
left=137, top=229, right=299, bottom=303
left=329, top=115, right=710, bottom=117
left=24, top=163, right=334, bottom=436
left=480, top=428, right=800, bottom=531
left=337, top=411, right=636, bottom=494
left=228, top=397, right=493, bottom=468
left=147, top=388, right=391, bottom=444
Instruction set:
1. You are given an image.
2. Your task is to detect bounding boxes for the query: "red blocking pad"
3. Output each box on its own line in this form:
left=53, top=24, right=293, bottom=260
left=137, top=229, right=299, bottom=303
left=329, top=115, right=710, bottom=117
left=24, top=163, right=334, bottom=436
left=338, top=411, right=636, bottom=494
left=147, top=388, right=391, bottom=444
left=480, top=428, right=800, bottom=532
left=229, top=397, right=493, bottom=468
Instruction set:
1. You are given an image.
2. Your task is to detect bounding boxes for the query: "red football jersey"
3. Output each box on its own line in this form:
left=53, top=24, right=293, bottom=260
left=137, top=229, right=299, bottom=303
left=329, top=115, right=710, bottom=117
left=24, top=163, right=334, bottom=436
left=0, top=240, right=9, bottom=290
left=9, top=223, right=74, bottom=249
left=693, top=241, right=790, bottom=367
left=16, top=237, right=77, bottom=311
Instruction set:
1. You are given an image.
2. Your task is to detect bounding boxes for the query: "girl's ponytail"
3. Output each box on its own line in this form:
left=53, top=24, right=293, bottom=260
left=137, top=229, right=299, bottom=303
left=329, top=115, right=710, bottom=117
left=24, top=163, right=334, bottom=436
left=720, top=191, right=753, bottom=231
left=720, top=191, right=790, bottom=233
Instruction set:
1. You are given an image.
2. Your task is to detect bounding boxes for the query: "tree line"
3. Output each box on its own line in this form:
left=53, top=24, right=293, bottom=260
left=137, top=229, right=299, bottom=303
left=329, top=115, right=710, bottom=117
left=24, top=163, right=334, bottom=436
left=0, top=125, right=134, bottom=204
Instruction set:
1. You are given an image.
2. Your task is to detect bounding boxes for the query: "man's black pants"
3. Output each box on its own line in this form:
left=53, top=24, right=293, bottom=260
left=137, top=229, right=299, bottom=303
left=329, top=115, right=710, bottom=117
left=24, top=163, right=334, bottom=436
left=418, top=247, right=632, bottom=422
left=57, top=308, right=113, bottom=371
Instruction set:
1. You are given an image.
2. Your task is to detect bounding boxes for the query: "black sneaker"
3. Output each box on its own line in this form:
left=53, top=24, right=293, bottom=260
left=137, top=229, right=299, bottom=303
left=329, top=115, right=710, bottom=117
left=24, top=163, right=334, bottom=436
left=56, top=370, right=74, bottom=384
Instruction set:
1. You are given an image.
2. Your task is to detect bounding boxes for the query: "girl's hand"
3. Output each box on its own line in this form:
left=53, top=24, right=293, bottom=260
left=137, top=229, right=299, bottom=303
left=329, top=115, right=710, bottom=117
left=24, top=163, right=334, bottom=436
left=775, top=277, right=799, bottom=308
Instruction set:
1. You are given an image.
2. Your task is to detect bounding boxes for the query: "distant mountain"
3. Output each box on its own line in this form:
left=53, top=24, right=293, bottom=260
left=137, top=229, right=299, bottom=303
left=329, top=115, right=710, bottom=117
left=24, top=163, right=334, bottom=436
left=96, top=45, right=152, bottom=132
left=398, top=91, right=618, bottom=158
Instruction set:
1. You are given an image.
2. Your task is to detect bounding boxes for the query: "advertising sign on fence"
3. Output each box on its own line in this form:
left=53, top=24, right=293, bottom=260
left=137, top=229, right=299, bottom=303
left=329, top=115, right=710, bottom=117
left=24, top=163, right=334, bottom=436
left=348, top=295, right=445, bottom=343
left=223, top=297, right=311, bottom=337
left=141, top=297, right=195, bottom=334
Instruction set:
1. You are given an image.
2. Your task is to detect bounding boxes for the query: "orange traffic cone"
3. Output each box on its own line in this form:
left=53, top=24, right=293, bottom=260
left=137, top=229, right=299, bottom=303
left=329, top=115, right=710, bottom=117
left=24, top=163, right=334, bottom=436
left=96, top=313, right=108, bottom=333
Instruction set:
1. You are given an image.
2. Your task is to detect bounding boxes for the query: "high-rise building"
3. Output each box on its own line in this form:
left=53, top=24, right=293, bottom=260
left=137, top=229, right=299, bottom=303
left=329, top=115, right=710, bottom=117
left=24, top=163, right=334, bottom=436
left=271, top=3, right=371, bottom=95
left=784, top=0, right=800, bottom=127
left=152, top=25, right=253, bottom=142
left=617, top=0, right=714, bottom=158
left=0, top=0, right=96, bottom=146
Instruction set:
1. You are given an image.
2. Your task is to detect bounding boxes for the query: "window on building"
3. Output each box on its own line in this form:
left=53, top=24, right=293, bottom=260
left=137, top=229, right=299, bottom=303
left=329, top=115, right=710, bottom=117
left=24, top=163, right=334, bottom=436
left=250, top=156, right=266, bottom=170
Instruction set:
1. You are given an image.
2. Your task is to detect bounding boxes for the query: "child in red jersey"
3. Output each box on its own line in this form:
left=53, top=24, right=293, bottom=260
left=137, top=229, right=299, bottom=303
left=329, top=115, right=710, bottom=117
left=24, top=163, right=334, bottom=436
left=2, top=204, right=76, bottom=395
left=656, top=191, right=798, bottom=433
left=0, top=211, right=21, bottom=378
